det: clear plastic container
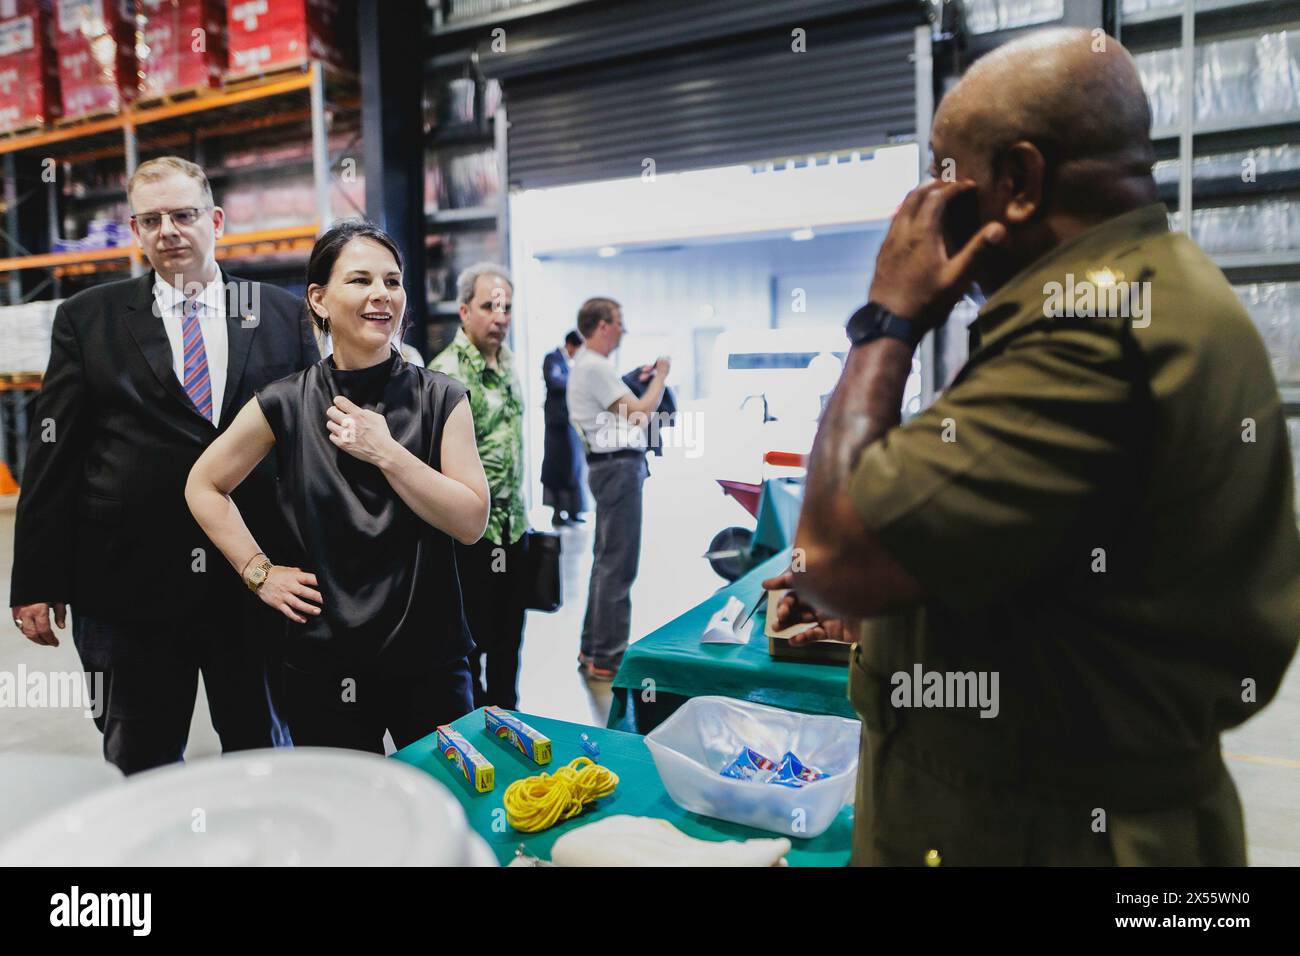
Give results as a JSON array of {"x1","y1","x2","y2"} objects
[{"x1": 644, "y1": 696, "x2": 860, "y2": 839}]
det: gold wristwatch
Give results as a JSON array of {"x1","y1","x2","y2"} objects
[{"x1": 245, "y1": 557, "x2": 272, "y2": 593}]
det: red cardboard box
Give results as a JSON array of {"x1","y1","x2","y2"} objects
[
  {"x1": 54, "y1": 0, "x2": 139, "y2": 119},
  {"x1": 226, "y1": 0, "x2": 353, "y2": 79},
  {"x1": 139, "y1": 0, "x2": 227, "y2": 100},
  {"x1": 0, "y1": 0, "x2": 61, "y2": 131}
]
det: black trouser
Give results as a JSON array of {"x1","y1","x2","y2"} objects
[
  {"x1": 272, "y1": 654, "x2": 473, "y2": 754},
  {"x1": 71, "y1": 603, "x2": 284, "y2": 775},
  {"x1": 456, "y1": 533, "x2": 527, "y2": 709}
]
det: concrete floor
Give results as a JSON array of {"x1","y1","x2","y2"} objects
[{"x1": 2, "y1": 449, "x2": 1297, "y2": 864}]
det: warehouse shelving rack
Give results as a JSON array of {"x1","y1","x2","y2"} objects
[
  {"x1": 1117, "y1": 0, "x2": 1300, "y2": 408},
  {"x1": 422, "y1": 41, "x2": 510, "y2": 354},
  {"x1": 0, "y1": 61, "x2": 361, "y2": 308},
  {"x1": 0, "y1": 61, "x2": 362, "y2": 483}
]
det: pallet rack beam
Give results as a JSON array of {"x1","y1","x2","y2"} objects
[
  {"x1": 0, "y1": 115, "x2": 126, "y2": 156},
  {"x1": 0, "y1": 224, "x2": 321, "y2": 278},
  {"x1": 123, "y1": 121, "x2": 140, "y2": 277},
  {"x1": 0, "y1": 62, "x2": 362, "y2": 310},
  {"x1": 3, "y1": 154, "x2": 17, "y2": 302},
  {"x1": 0, "y1": 66, "x2": 340, "y2": 158},
  {"x1": 362, "y1": 0, "x2": 429, "y2": 354},
  {"x1": 914, "y1": 22, "x2": 936, "y2": 410},
  {"x1": 1177, "y1": 2, "x2": 1195, "y2": 227},
  {"x1": 310, "y1": 63, "x2": 332, "y2": 232}
]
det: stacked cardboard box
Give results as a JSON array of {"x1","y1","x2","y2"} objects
[
  {"x1": 0, "y1": 300, "x2": 61, "y2": 374},
  {"x1": 54, "y1": 0, "x2": 139, "y2": 120},
  {"x1": 226, "y1": 0, "x2": 353, "y2": 79},
  {"x1": 0, "y1": 0, "x2": 61, "y2": 132},
  {"x1": 139, "y1": 0, "x2": 227, "y2": 100}
]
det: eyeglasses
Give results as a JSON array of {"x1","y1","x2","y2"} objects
[{"x1": 130, "y1": 207, "x2": 210, "y2": 232}]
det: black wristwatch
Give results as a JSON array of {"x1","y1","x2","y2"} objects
[{"x1": 845, "y1": 302, "x2": 922, "y2": 349}]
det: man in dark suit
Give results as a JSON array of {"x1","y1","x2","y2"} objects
[
  {"x1": 9, "y1": 156, "x2": 318, "y2": 774},
  {"x1": 541, "y1": 330, "x2": 585, "y2": 526}
]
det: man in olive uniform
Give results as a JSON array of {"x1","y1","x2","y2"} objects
[{"x1": 768, "y1": 28, "x2": 1300, "y2": 865}]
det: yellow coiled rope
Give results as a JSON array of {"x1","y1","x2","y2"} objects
[{"x1": 502, "y1": 757, "x2": 619, "y2": 833}]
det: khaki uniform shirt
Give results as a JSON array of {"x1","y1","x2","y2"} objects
[{"x1": 846, "y1": 204, "x2": 1300, "y2": 864}]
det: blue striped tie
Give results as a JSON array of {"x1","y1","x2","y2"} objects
[{"x1": 181, "y1": 297, "x2": 213, "y2": 422}]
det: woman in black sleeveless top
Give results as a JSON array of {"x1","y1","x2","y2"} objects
[{"x1": 186, "y1": 221, "x2": 489, "y2": 752}]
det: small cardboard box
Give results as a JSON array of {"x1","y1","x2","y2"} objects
[
  {"x1": 484, "y1": 707, "x2": 552, "y2": 765},
  {"x1": 138, "y1": 0, "x2": 227, "y2": 99},
  {"x1": 226, "y1": 0, "x2": 353, "y2": 78},
  {"x1": 0, "y1": 0, "x2": 61, "y2": 131},
  {"x1": 765, "y1": 588, "x2": 851, "y2": 665},
  {"x1": 436, "y1": 725, "x2": 494, "y2": 793},
  {"x1": 54, "y1": 0, "x2": 139, "y2": 119}
]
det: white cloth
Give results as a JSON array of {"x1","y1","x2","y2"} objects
[
  {"x1": 154, "y1": 269, "x2": 229, "y2": 426},
  {"x1": 567, "y1": 347, "x2": 646, "y2": 453},
  {"x1": 549, "y1": 816, "x2": 790, "y2": 867}
]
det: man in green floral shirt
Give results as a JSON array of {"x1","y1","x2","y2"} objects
[{"x1": 430, "y1": 263, "x2": 527, "y2": 708}]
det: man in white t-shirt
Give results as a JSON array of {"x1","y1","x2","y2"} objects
[{"x1": 567, "y1": 297, "x2": 670, "y2": 680}]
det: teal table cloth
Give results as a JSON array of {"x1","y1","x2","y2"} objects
[
  {"x1": 607, "y1": 548, "x2": 857, "y2": 730},
  {"x1": 392, "y1": 708, "x2": 852, "y2": 867}
]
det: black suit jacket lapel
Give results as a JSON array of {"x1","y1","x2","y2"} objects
[
  {"x1": 220, "y1": 274, "x2": 261, "y2": 422},
  {"x1": 122, "y1": 272, "x2": 198, "y2": 416}
]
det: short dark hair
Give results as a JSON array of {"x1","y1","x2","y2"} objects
[
  {"x1": 305, "y1": 219, "x2": 405, "y2": 334},
  {"x1": 564, "y1": 330, "x2": 583, "y2": 349},
  {"x1": 577, "y1": 297, "x2": 620, "y2": 339}
]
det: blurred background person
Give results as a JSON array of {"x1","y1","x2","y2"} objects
[
  {"x1": 568, "y1": 297, "x2": 669, "y2": 680},
  {"x1": 542, "y1": 330, "x2": 586, "y2": 526},
  {"x1": 430, "y1": 263, "x2": 529, "y2": 708},
  {"x1": 187, "y1": 220, "x2": 489, "y2": 752}
]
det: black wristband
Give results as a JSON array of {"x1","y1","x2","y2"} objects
[{"x1": 845, "y1": 302, "x2": 921, "y2": 349}]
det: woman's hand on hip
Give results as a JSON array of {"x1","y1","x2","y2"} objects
[
  {"x1": 259, "y1": 567, "x2": 323, "y2": 624},
  {"x1": 326, "y1": 395, "x2": 400, "y2": 468}
]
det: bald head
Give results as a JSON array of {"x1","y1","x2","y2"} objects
[
  {"x1": 935, "y1": 28, "x2": 1154, "y2": 180},
  {"x1": 925, "y1": 28, "x2": 1159, "y2": 294}
]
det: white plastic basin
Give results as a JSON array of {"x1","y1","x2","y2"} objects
[{"x1": 644, "y1": 696, "x2": 860, "y2": 839}]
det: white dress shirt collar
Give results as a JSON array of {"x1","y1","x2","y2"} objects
[{"x1": 153, "y1": 267, "x2": 227, "y2": 317}]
